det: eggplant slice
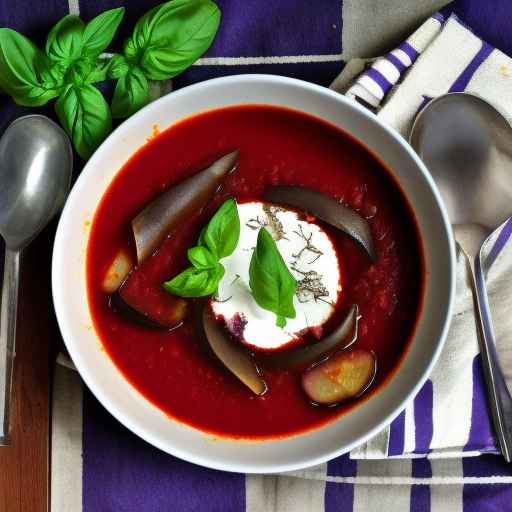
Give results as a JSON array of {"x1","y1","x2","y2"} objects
[
  {"x1": 202, "y1": 306, "x2": 267, "y2": 396},
  {"x1": 266, "y1": 305, "x2": 359, "y2": 368},
  {"x1": 101, "y1": 249, "x2": 134, "y2": 293},
  {"x1": 117, "y1": 274, "x2": 188, "y2": 329},
  {"x1": 132, "y1": 150, "x2": 239, "y2": 264},
  {"x1": 302, "y1": 349, "x2": 377, "y2": 406},
  {"x1": 109, "y1": 291, "x2": 183, "y2": 330},
  {"x1": 264, "y1": 186, "x2": 376, "y2": 261}
]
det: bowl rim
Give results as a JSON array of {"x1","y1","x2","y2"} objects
[{"x1": 52, "y1": 74, "x2": 456, "y2": 473}]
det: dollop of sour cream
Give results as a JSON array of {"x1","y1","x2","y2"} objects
[{"x1": 211, "y1": 201, "x2": 342, "y2": 351}]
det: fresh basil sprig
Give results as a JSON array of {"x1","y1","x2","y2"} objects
[
  {"x1": 163, "y1": 198, "x2": 240, "y2": 297},
  {"x1": 0, "y1": 1, "x2": 221, "y2": 158},
  {"x1": 111, "y1": 0, "x2": 220, "y2": 118},
  {"x1": 249, "y1": 228, "x2": 297, "y2": 328}
]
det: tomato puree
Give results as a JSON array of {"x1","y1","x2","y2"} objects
[{"x1": 87, "y1": 105, "x2": 424, "y2": 439}]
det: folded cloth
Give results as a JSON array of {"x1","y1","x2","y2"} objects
[
  {"x1": 333, "y1": 13, "x2": 512, "y2": 460},
  {"x1": 52, "y1": 365, "x2": 512, "y2": 512}
]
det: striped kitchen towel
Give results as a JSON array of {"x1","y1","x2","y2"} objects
[
  {"x1": 51, "y1": 369, "x2": 512, "y2": 511},
  {"x1": 336, "y1": 12, "x2": 512, "y2": 460}
]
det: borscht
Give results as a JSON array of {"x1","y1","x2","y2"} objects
[{"x1": 87, "y1": 104, "x2": 424, "y2": 439}]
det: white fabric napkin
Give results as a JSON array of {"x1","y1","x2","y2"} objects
[{"x1": 330, "y1": 13, "x2": 512, "y2": 460}]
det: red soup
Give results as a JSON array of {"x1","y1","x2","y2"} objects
[{"x1": 87, "y1": 105, "x2": 424, "y2": 439}]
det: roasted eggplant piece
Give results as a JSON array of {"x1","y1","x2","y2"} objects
[
  {"x1": 117, "y1": 277, "x2": 188, "y2": 329},
  {"x1": 101, "y1": 249, "x2": 134, "y2": 293},
  {"x1": 109, "y1": 292, "x2": 169, "y2": 329},
  {"x1": 302, "y1": 349, "x2": 376, "y2": 405},
  {"x1": 202, "y1": 306, "x2": 267, "y2": 396},
  {"x1": 266, "y1": 305, "x2": 359, "y2": 368},
  {"x1": 132, "y1": 150, "x2": 239, "y2": 264},
  {"x1": 264, "y1": 186, "x2": 376, "y2": 261}
]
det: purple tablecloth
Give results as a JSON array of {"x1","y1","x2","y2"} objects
[{"x1": 3, "y1": 1, "x2": 512, "y2": 511}]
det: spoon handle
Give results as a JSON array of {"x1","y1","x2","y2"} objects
[
  {"x1": 0, "y1": 248, "x2": 20, "y2": 446},
  {"x1": 467, "y1": 249, "x2": 512, "y2": 462}
]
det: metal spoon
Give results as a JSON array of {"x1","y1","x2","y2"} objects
[
  {"x1": 410, "y1": 93, "x2": 512, "y2": 461},
  {"x1": 0, "y1": 115, "x2": 72, "y2": 445}
]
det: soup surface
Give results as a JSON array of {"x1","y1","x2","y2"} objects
[{"x1": 87, "y1": 105, "x2": 424, "y2": 439}]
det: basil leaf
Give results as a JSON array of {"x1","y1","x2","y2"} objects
[
  {"x1": 163, "y1": 263, "x2": 224, "y2": 298},
  {"x1": 197, "y1": 226, "x2": 208, "y2": 247},
  {"x1": 46, "y1": 15, "x2": 84, "y2": 63},
  {"x1": 188, "y1": 246, "x2": 217, "y2": 269},
  {"x1": 249, "y1": 228, "x2": 297, "y2": 328},
  {"x1": 55, "y1": 84, "x2": 112, "y2": 159},
  {"x1": 111, "y1": 66, "x2": 149, "y2": 118},
  {"x1": 202, "y1": 198, "x2": 240, "y2": 260},
  {"x1": 0, "y1": 28, "x2": 60, "y2": 106},
  {"x1": 124, "y1": 0, "x2": 221, "y2": 80},
  {"x1": 82, "y1": 7, "x2": 125, "y2": 56}
]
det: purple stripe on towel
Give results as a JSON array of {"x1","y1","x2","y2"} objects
[
  {"x1": 448, "y1": 40, "x2": 494, "y2": 92},
  {"x1": 463, "y1": 484, "x2": 512, "y2": 512},
  {"x1": 464, "y1": 355, "x2": 497, "y2": 453},
  {"x1": 412, "y1": 459, "x2": 432, "y2": 478},
  {"x1": 463, "y1": 454, "x2": 512, "y2": 477},
  {"x1": 485, "y1": 217, "x2": 512, "y2": 271},
  {"x1": 325, "y1": 454, "x2": 357, "y2": 512},
  {"x1": 386, "y1": 52, "x2": 408, "y2": 73},
  {"x1": 463, "y1": 455, "x2": 512, "y2": 512},
  {"x1": 414, "y1": 379, "x2": 434, "y2": 454},
  {"x1": 364, "y1": 67, "x2": 393, "y2": 93},
  {"x1": 82, "y1": 391, "x2": 245, "y2": 512},
  {"x1": 410, "y1": 486, "x2": 430, "y2": 512},
  {"x1": 398, "y1": 41, "x2": 419, "y2": 61},
  {"x1": 388, "y1": 410, "x2": 406, "y2": 456},
  {"x1": 411, "y1": 460, "x2": 432, "y2": 512}
]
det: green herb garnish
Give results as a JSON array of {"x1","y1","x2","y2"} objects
[
  {"x1": 0, "y1": 0, "x2": 221, "y2": 159},
  {"x1": 163, "y1": 198, "x2": 239, "y2": 297},
  {"x1": 199, "y1": 197, "x2": 241, "y2": 259},
  {"x1": 249, "y1": 228, "x2": 297, "y2": 328}
]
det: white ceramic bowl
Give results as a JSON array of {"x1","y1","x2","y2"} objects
[{"x1": 52, "y1": 75, "x2": 455, "y2": 473}]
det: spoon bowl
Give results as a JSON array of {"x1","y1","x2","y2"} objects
[
  {"x1": 0, "y1": 115, "x2": 73, "y2": 250},
  {"x1": 0, "y1": 114, "x2": 72, "y2": 444},
  {"x1": 411, "y1": 93, "x2": 512, "y2": 232}
]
